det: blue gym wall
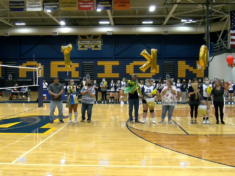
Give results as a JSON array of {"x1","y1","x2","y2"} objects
[{"x1": 0, "y1": 34, "x2": 208, "y2": 80}]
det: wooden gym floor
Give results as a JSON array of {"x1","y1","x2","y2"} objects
[{"x1": 0, "y1": 102, "x2": 235, "y2": 175}]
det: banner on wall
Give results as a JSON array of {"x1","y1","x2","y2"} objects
[
  {"x1": 43, "y1": 1, "x2": 59, "y2": 11},
  {"x1": 96, "y1": 0, "x2": 112, "y2": 10},
  {"x1": 26, "y1": 0, "x2": 42, "y2": 11},
  {"x1": 60, "y1": 0, "x2": 77, "y2": 10},
  {"x1": 78, "y1": 0, "x2": 94, "y2": 10},
  {"x1": 9, "y1": 1, "x2": 25, "y2": 11},
  {"x1": 114, "y1": 0, "x2": 130, "y2": 10}
]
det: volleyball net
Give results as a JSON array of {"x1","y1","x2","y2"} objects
[{"x1": 0, "y1": 63, "x2": 43, "y2": 107}]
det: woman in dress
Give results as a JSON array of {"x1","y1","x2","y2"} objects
[
  {"x1": 211, "y1": 79, "x2": 225, "y2": 124},
  {"x1": 159, "y1": 79, "x2": 177, "y2": 124},
  {"x1": 188, "y1": 78, "x2": 201, "y2": 124},
  {"x1": 67, "y1": 79, "x2": 79, "y2": 123}
]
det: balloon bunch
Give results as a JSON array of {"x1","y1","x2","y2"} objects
[{"x1": 226, "y1": 55, "x2": 235, "y2": 68}]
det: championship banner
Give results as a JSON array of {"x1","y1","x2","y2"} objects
[
  {"x1": 43, "y1": 1, "x2": 59, "y2": 11},
  {"x1": 26, "y1": 0, "x2": 42, "y2": 11},
  {"x1": 60, "y1": 0, "x2": 77, "y2": 10},
  {"x1": 96, "y1": 0, "x2": 112, "y2": 10},
  {"x1": 78, "y1": 0, "x2": 94, "y2": 10},
  {"x1": 114, "y1": 0, "x2": 130, "y2": 10},
  {"x1": 9, "y1": 1, "x2": 25, "y2": 11}
]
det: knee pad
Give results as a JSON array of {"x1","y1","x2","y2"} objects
[
  {"x1": 143, "y1": 110, "x2": 148, "y2": 113},
  {"x1": 150, "y1": 110, "x2": 154, "y2": 113}
]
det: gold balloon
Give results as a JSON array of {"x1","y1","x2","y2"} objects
[
  {"x1": 139, "y1": 49, "x2": 158, "y2": 74},
  {"x1": 61, "y1": 44, "x2": 73, "y2": 68},
  {"x1": 197, "y1": 45, "x2": 208, "y2": 71}
]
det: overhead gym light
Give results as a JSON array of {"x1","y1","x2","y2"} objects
[
  {"x1": 149, "y1": 5, "x2": 156, "y2": 12},
  {"x1": 99, "y1": 21, "x2": 110, "y2": 24},
  {"x1": 142, "y1": 21, "x2": 153, "y2": 24},
  {"x1": 60, "y1": 21, "x2": 66, "y2": 26},
  {"x1": 15, "y1": 22, "x2": 26, "y2": 26}
]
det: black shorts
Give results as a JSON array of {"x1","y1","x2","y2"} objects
[
  {"x1": 142, "y1": 99, "x2": 147, "y2": 104},
  {"x1": 203, "y1": 96, "x2": 211, "y2": 101},
  {"x1": 228, "y1": 90, "x2": 234, "y2": 94},
  {"x1": 110, "y1": 91, "x2": 115, "y2": 93},
  {"x1": 116, "y1": 91, "x2": 119, "y2": 93},
  {"x1": 157, "y1": 89, "x2": 162, "y2": 93}
]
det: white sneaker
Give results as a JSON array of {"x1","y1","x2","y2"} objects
[
  {"x1": 121, "y1": 101, "x2": 124, "y2": 105},
  {"x1": 68, "y1": 120, "x2": 72, "y2": 123},
  {"x1": 102, "y1": 101, "x2": 104, "y2": 104},
  {"x1": 74, "y1": 120, "x2": 77, "y2": 124},
  {"x1": 203, "y1": 119, "x2": 206, "y2": 124},
  {"x1": 206, "y1": 119, "x2": 210, "y2": 124},
  {"x1": 96, "y1": 101, "x2": 98, "y2": 104},
  {"x1": 142, "y1": 118, "x2": 146, "y2": 124},
  {"x1": 228, "y1": 102, "x2": 231, "y2": 105},
  {"x1": 127, "y1": 101, "x2": 129, "y2": 104},
  {"x1": 152, "y1": 119, "x2": 156, "y2": 124}
]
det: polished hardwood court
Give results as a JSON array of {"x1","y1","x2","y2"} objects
[{"x1": 0, "y1": 103, "x2": 235, "y2": 175}]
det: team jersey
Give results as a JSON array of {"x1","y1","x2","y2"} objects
[
  {"x1": 176, "y1": 83, "x2": 182, "y2": 89},
  {"x1": 187, "y1": 83, "x2": 191, "y2": 89},
  {"x1": 229, "y1": 83, "x2": 234, "y2": 91},
  {"x1": 110, "y1": 83, "x2": 115, "y2": 91},
  {"x1": 115, "y1": 83, "x2": 121, "y2": 91},
  {"x1": 141, "y1": 85, "x2": 154, "y2": 99},
  {"x1": 121, "y1": 81, "x2": 126, "y2": 88},
  {"x1": 200, "y1": 84, "x2": 212, "y2": 97}
]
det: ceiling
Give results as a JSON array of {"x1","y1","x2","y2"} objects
[{"x1": 0, "y1": 0, "x2": 234, "y2": 28}]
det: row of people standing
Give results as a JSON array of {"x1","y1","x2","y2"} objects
[{"x1": 188, "y1": 77, "x2": 226, "y2": 125}]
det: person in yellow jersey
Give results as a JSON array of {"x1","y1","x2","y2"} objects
[{"x1": 67, "y1": 79, "x2": 79, "y2": 123}]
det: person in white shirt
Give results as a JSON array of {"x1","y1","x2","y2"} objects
[
  {"x1": 115, "y1": 80, "x2": 121, "y2": 104},
  {"x1": 20, "y1": 85, "x2": 29, "y2": 99},
  {"x1": 176, "y1": 79, "x2": 182, "y2": 102},
  {"x1": 120, "y1": 78, "x2": 126, "y2": 104},
  {"x1": 140, "y1": 79, "x2": 156, "y2": 124},
  {"x1": 109, "y1": 80, "x2": 115, "y2": 103},
  {"x1": 159, "y1": 79, "x2": 177, "y2": 124},
  {"x1": 200, "y1": 77, "x2": 212, "y2": 124},
  {"x1": 43, "y1": 80, "x2": 48, "y2": 89},
  {"x1": 228, "y1": 79, "x2": 234, "y2": 105}
]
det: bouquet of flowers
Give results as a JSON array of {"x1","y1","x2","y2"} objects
[{"x1": 206, "y1": 86, "x2": 213, "y2": 101}]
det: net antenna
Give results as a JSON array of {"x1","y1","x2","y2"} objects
[{"x1": 0, "y1": 63, "x2": 42, "y2": 90}]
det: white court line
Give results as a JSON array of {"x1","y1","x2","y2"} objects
[
  {"x1": 0, "y1": 163, "x2": 232, "y2": 169},
  {"x1": 11, "y1": 115, "x2": 81, "y2": 164}
]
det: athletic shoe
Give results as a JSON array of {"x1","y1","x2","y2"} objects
[
  {"x1": 203, "y1": 119, "x2": 206, "y2": 124},
  {"x1": 102, "y1": 101, "x2": 104, "y2": 104},
  {"x1": 158, "y1": 121, "x2": 164, "y2": 124},
  {"x1": 121, "y1": 101, "x2": 124, "y2": 105},
  {"x1": 80, "y1": 119, "x2": 85, "y2": 122},
  {"x1": 74, "y1": 120, "x2": 77, "y2": 124},
  {"x1": 96, "y1": 101, "x2": 98, "y2": 104},
  {"x1": 87, "y1": 120, "x2": 91, "y2": 123},
  {"x1": 228, "y1": 102, "x2": 231, "y2": 105},
  {"x1": 135, "y1": 120, "x2": 142, "y2": 123},
  {"x1": 152, "y1": 119, "x2": 156, "y2": 124},
  {"x1": 68, "y1": 120, "x2": 72, "y2": 123},
  {"x1": 168, "y1": 121, "x2": 172, "y2": 124},
  {"x1": 206, "y1": 119, "x2": 210, "y2": 124},
  {"x1": 59, "y1": 120, "x2": 64, "y2": 123}
]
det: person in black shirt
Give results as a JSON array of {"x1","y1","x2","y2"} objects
[
  {"x1": 128, "y1": 74, "x2": 141, "y2": 124},
  {"x1": 188, "y1": 78, "x2": 201, "y2": 124},
  {"x1": 211, "y1": 79, "x2": 225, "y2": 124},
  {"x1": 180, "y1": 79, "x2": 187, "y2": 103}
]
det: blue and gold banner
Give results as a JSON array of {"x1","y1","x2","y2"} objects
[
  {"x1": 43, "y1": 0, "x2": 59, "y2": 11},
  {"x1": 9, "y1": 1, "x2": 25, "y2": 11},
  {"x1": 96, "y1": 0, "x2": 112, "y2": 10}
]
